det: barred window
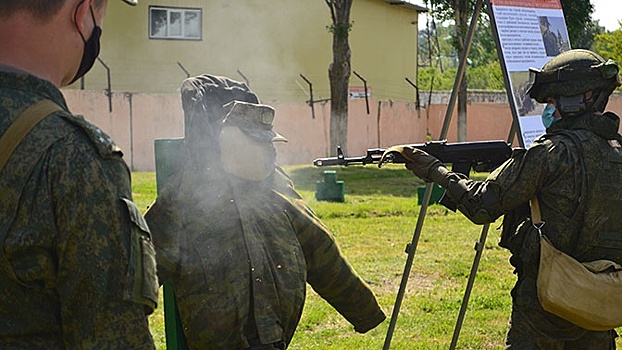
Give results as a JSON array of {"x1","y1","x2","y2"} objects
[{"x1": 149, "y1": 6, "x2": 202, "y2": 40}]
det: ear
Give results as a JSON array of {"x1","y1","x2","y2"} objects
[{"x1": 73, "y1": 0, "x2": 93, "y2": 33}]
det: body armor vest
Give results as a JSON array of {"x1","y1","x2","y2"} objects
[{"x1": 568, "y1": 129, "x2": 622, "y2": 263}]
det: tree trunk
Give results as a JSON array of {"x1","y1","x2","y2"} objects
[
  {"x1": 457, "y1": 75, "x2": 468, "y2": 142},
  {"x1": 326, "y1": 0, "x2": 352, "y2": 156},
  {"x1": 455, "y1": 0, "x2": 469, "y2": 142}
]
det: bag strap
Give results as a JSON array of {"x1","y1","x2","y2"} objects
[
  {"x1": 529, "y1": 196, "x2": 542, "y2": 225},
  {"x1": 0, "y1": 99, "x2": 63, "y2": 172},
  {"x1": 529, "y1": 196, "x2": 546, "y2": 239}
]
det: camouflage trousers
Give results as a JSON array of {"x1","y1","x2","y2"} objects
[{"x1": 505, "y1": 306, "x2": 617, "y2": 349}]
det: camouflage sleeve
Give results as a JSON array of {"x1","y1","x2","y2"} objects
[
  {"x1": 49, "y1": 130, "x2": 156, "y2": 349},
  {"x1": 283, "y1": 195, "x2": 386, "y2": 333},
  {"x1": 439, "y1": 139, "x2": 566, "y2": 224}
]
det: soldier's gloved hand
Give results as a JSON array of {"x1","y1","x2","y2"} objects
[{"x1": 379, "y1": 146, "x2": 448, "y2": 183}]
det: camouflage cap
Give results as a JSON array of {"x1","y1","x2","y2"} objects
[
  {"x1": 122, "y1": 0, "x2": 138, "y2": 5},
  {"x1": 222, "y1": 101, "x2": 287, "y2": 142}
]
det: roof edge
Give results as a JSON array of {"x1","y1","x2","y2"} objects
[{"x1": 383, "y1": 0, "x2": 428, "y2": 12}]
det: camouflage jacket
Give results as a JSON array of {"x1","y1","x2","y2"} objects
[
  {"x1": 145, "y1": 163, "x2": 386, "y2": 349},
  {"x1": 438, "y1": 111, "x2": 622, "y2": 338},
  {"x1": 0, "y1": 69, "x2": 157, "y2": 349}
]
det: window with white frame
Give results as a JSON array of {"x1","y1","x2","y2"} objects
[{"x1": 149, "y1": 6, "x2": 202, "y2": 40}]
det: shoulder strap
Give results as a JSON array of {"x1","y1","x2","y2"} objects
[
  {"x1": 530, "y1": 131, "x2": 589, "y2": 253},
  {"x1": 0, "y1": 99, "x2": 63, "y2": 172},
  {"x1": 0, "y1": 99, "x2": 64, "y2": 279}
]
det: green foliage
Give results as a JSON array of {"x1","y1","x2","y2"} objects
[
  {"x1": 589, "y1": 25, "x2": 622, "y2": 93},
  {"x1": 418, "y1": 66, "x2": 457, "y2": 91},
  {"x1": 593, "y1": 29, "x2": 622, "y2": 66},
  {"x1": 574, "y1": 18, "x2": 606, "y2": 49},
  {"x1": 469, "y1": 16, "x2": 498, "y2": 67},
  {"x1": 420, "y1": 0, "x2": 494, "y2": 67},
  {"x1": 418, "y1": 62, "x2": 504, "y2": 91},
  {"x1": 422, "y1": 0, "x2": 479, "y2": 23},
  {"x1": 418, "y1": 20, "x2": 455, "y2": 70},
  {"x1": 467, "y1": 61, "x2": 505, "y2": 90},
  {"x1": 560, "y1": 0, "x2": 594, "y2": 46},
  {"x1": 326, "y1": 21, "x2": 353, "y2": 37}
]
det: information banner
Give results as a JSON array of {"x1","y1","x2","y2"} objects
[{"x1": 488, "y1": 0, "x2": 570, "y2": 147}]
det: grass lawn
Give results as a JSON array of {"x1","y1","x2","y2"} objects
[{"x1": 132, "y1": 165, "x2": 621, "y2": 349}]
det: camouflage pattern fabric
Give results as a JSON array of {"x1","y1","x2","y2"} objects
[
  {"x1": 145, "y1": 163, "x2": 386, "y2": 349},
  {"x1": 434, "y1": 111, "x2": 622, "y2": 346},
  {"x1": 505, "y1": 305, "x2": 616, "y2": 349},
  {"x1": 0, "y1": 69, "x2": 157, "y2": 349}
]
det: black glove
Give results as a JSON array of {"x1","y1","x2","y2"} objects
[{"x1": 380, "y1": 146, "x2": 448, "y2": 183}]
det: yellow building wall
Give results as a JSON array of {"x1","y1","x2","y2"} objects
[
  {"x1": 75, "y1": 0, "x2": 422, "y2": 103},
  {"x1": 351, "y1": 1, "x2": 420, "y2": 101}
]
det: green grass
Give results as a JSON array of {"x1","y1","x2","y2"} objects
[{"x1": 132, "y1": 166, "x2": 621, "y2": 349}]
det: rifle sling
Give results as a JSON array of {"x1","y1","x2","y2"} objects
[{"x1": 0, "y1": 99, "x2": 63, "y2": 172}]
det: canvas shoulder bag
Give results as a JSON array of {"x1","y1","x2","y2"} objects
[{"x1": 531, "y1": 196, "x2": 622, "y2": 331}]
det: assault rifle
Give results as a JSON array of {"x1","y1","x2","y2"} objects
[{"x1": 313, "y1": 140, "x2": 513, "y2": 177}]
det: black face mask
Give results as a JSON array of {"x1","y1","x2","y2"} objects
[{"x1": 69, "y1": 5, "x2": 101, "y2": 85}]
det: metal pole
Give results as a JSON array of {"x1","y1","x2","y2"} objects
[
  {"x1": 300, "y1": 74, "x2": 316, "y2": 119},
  {"x1": 177, "y1": 61, "x2": 191, "y2": 78},
  {"x1": 449, "y1": 224, "x2": 489, "y2": 350},
  {"x1": 405, "y1": 77, "x2": 420, "y2": 110},
  {"x1": 96, "y1": 57, "x2": 112, "y2": 113},
  {"x1": 383, "y1": 182, "x2": 435, "y2": 350},
  {"x1": 352, "y1": 71, "x2": 370, "y2": 114}
]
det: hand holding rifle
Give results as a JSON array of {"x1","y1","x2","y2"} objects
[{"x1": 379, "y1": 145, "x2": 449, "y2": 184}]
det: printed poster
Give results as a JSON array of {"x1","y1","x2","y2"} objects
[{"x1": 489, "y1": 0, "x2": 570, "y2": 147}]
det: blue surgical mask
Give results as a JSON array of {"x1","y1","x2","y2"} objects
[{"x1": 541, "y1": 103, "x2": 559, "y2": 128}]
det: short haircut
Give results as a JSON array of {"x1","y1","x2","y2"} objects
[{"x1": 0, "y1": 0, "x2": 104, "y2": 21}]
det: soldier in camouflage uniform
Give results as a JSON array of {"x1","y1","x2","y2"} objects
[
  {"x1": 539, "y1": 16, "x2": 560, "y2": 57},
  {"x1": 382, "y1": 49, "x2": 622, "y2": 348},
  {"x1": 145, "y1": 75, "x2": 386, "y2": 350},
  {"x1": 0, "y1": 0, "x2": 158, "y2": 349}
]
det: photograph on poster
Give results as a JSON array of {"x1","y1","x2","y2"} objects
[{"x1": 538, "y1": 15, "x2": 570, "y2": 56}]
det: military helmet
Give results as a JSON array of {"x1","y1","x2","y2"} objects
[{"x1": 527, "y1": 50, "x2": 620, "y2": 108}]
